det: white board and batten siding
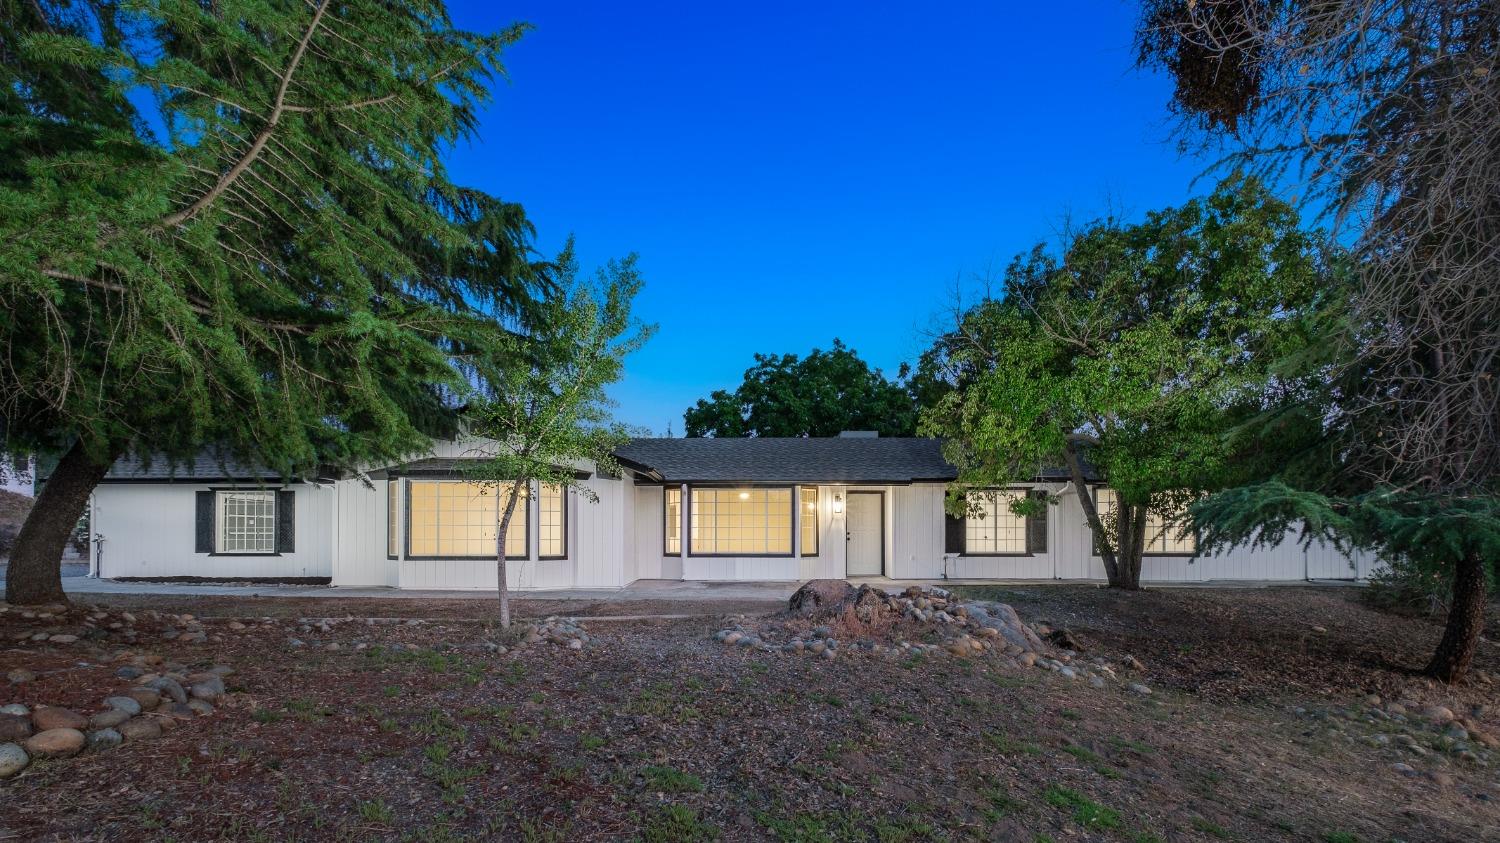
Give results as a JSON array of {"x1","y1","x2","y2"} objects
[
  {"x1": 1049, "y1": 485, "x2": 1380, "y2": 582},
  {"x1": 88, "y1": 436, "x2": 1382, "y2": 588},
  {"x1": 92, "y1": 482, "x2": 333, "y2": 579}
]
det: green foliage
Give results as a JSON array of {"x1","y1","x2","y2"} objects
[
  {"x1": 463, "y1": 247, "x2": 652, "y2": 495},
  {"x1": 0, "y1": 0, "x2": 551, "y2": 477},
  {"x1": 1043, "y1": 786, "x2": 1122, "y2": 831},
  {"x1": 1193, "y1": 482, "x2": 1500, "y2": 585},
  {"x1": 640, "y1": 765, "x2": 704, "y2": 794},
  {"x1": 462, "y1": 249, "x2": 651, "y2": 621},
  {"x1": 683, "y1": 339, "x2": 916, "y2": 437},
  {"x1": 640, "y1": 805, "x2": 718, "y2": 843},
  {"x1": 917, "y1": 178, "x2": 1329, "y2": 584}
]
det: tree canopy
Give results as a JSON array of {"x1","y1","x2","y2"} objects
[
  {"x1": 1138, "y1": 0, "x2": 1500, "y2": 681},
  {"x1": 0, "y1": 0, "x2": 553, "y2": 603},
  {"x1": 683, "y1": 339, "x2": 917, "y2": 438},
  {"x1": 918, "y1": 178, "x2": 1330, "y2": 589},
  {"x1": 463, "y1": 247, "x2": 653, "y2": 627}
]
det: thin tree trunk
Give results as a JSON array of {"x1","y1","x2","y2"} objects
[
  {"x1": 1063, "y1": 441, "x2": 1124, "y2": 584},
  {"x1": 5, "y1": 441, "x2": 116, "y2": 605},
  {"x1": 494, "y1": 480, "x2": 527, "y2": 629},
  {"x1": 1425, "y1": 550, "x2": 1487, "y2": 683},
  {"x1": 1126, "y1": 504, "x2": 1147, "y2": 590}
]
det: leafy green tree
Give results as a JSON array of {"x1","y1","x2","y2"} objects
[
  {"x1": 918, "y1": 179, "x2": 1328, "y2": 589},
  {"x1": 683, "y1": 339, "x2": 916, "y2": 437},
  {"x1": 464, "y1": 249, "x2": 652, "y2": 627},
  {"x1": 1138, "y1": 0, "x2": 1500, "y2": 681},
  {"x1": 0, "y1": 0, "x2": 551, "y2": 603}
]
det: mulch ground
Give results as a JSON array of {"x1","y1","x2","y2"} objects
[{"x1": 1, "y1": 586, "x2": 1497, "y2": 842}]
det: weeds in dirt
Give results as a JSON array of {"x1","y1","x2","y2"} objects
[
  {"x1": 287, "y1": 697, "x2": 335, "y2": 721},
  {"x1": 870, "y1": 815, "x2": 938, "y2": 841},
  {"x1": 1062, "y1": 744, "x2": 1122, "y2": 778},
  {"x1": 1108, "y1": 735, "x2": 1153, "y2": 754},
  {"x1": 641, "y1": 764, "x2": 704, "y2": 793},
  {"x1": 755, "y1": 809, "x2": 862, "y2": 842},
  {"x1": 1044, "y1": 786, "x2": 1122, "y2": 831},
  {"x1": 626, "y1": 681, "x2": 701, "y2": 721},
  {"x1": 1191, "y1": 816, "x2": 1231, "y2": 838},
  {"x1": 357, "y1": 799, "x2": 394, "y2": 825},
  {"x1": 518, "y1": 816, "x2": 575, "y2": 842},
  {"x1": 982, "y1": 729, "x2": 1042, "y2": 755},
  {"x1": 980, "y1": 785, "x2": 1026, "y2": 821},
  {"x1": 640, "y1": 805, "x2": 717, "y2": 842}
]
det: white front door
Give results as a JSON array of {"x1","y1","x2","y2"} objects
[{"x1": 845, "y1": 492, "x2": 883, "y2": 577}]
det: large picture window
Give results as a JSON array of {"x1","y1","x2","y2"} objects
[
  {"x1": 664, "y1": 487, "x2": 681, "y2": 555},
  {"x1": 964, "y1": 491, "x2": 1028, "y2": 555},
  {"x1": 800, "y1": 486, "x2": 818, "y2": 556},
  {"x1": 407, "y1": 481, "x2": 527, "y2": 559},
  {"x1": 690, "y1": 487, "x2": 793, "y2": 556},
  {"x1": 539, "y1": 483, "x2": 566, "y2": 559},
  {"x1": 218, "y1": 490, "x2": 276, "y2": 554},
  {"x1": 1091, "y1": 488, "x2": 1195, "y2": 554}
]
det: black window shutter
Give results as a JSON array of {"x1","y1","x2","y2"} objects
[
  {"x1": 195, "y1": 491, "x2": 214, "y2": 553},
  {"x1": 944, "y1": 512, "x2": 965, "y2": 554},
  {"x1": 1026, "y1": 489, "x2": 1048, "y2": 554},
  {"x1": 276, "y1": 490, "x2": 295, "y2": 553}
]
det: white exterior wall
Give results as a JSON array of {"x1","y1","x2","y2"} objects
[
  {"x1": 1049, "y1": 484, "x2": 1372, "y2": 582},
  {"x1": 91, "y1": 446, "x2": 1381, "y2": 588},
  {"x1": 92, "y1": 482, "x2": 333, "y2": 579},
  {"x1": 331, "y1": 477, "x2": 397, "y2": 586}
]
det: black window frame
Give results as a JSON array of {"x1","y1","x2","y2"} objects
[
  {"x1": 386, "y1": 478, "x2": 399, "y2": 560},
  {"x1": 403, "y1": 478, "x2": 530, "y2": 561},
  {"x1": 960, "y1": 487, "x2": 1041, "y2": 558},
  {"x1": 1089, "y1": 486, "x2": 1196, "y2": 557},
  {"x1": 663, "y1": 486, "x2": 682, "y2": 556},
  {"x1": 799, "y1": 485, "x2": 819, "y2": 557},
  {"x1": 686, "y1": 483, "x2": 796, "y2": 558},
  {"x1": 537, "y1": 482, "x2": 568, "y2": 560}
]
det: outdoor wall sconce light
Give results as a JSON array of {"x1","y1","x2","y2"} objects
[{"x1": 832, "y1": 494, "x2": 844, "y2": 515}]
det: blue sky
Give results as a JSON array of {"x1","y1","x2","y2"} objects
[{"x1": 444, "y1": 2, "x2": 1208, "y2": 434}]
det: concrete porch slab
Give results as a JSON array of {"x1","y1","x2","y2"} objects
[{"x1": 51, "y1": 575, "x2": 1358, "y2": 602}]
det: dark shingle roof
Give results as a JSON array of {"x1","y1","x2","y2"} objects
[
  {"x1": 611, "y1": 437, "x2": 959, "y2": 484},
  {"x1": 101, "y1": 452, "x2": 292, "y2": 482}
]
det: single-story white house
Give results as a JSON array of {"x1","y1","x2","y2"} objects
[{"x1": 82, "y1": 433, "x2": 1379, "y2": 588}]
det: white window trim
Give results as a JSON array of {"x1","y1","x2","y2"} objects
[{"x1": 216, "y1": 490, "x2": 277, "y2": 555}]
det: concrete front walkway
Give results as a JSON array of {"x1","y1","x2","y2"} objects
[
  {"x1": 52, "y1": 575, "x2": 1358, "y2": 603},
  {"x1": 58, "y1": 576, "x2": 803, "y2": 602}
]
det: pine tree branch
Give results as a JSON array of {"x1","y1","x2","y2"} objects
[
  {"x1": 42, "y1": 268, "x2": 318, "y2": 335},
  {"x1": 156, "y1": 0, "x2": 329, "y2": 231}
]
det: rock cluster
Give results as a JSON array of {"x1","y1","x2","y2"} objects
[
  {"x1": 522, "y1": 617, "x2": 590, "y2": 650},
  {"x1": 0, "y1": 657, "x2": 232, "y2": 779},
  {"x1": 713, "y1": 582, "x2": 1153, "y2": 695},
  {"x1": 1298, "y1": 692, "x2": 1497, "y2": 778},
  {"x1": 0, "y1": 603, "x2": 148, "y2": 647}
]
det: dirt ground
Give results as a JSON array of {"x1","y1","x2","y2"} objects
[{"x1": 1, "y1": 586, "x2": 1497, "y2": 842}]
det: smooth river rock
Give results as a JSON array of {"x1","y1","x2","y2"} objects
[{"x1": 23, "y1": 728, "x2": 86, "y2": 758}]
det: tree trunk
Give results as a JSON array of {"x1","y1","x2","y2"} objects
[
  {"x1": 5, "y1": 440, "x2": 115, "y2": 605},
  {"x1": 1103, "y1": 503, "x2": 1145, "y2": 591},
  {"x1": 1063, "y1": 441, "x2": 1126, "y2": 584},
  {"x1": 494, "y1": 480, "x2": 527, "y2": 629},
  {"x1": 1425, "y1": 550, "x2": 1488, "y2": 683}
]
